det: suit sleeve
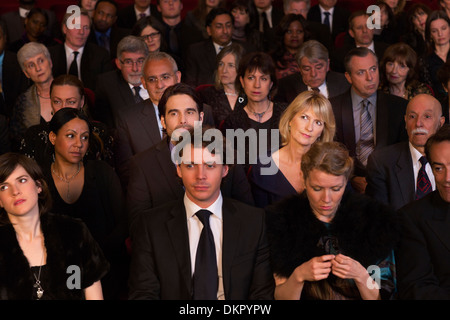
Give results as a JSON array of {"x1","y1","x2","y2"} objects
[
  {"x1": 365, "y1": 152, "x2": 390, "y2": 206},
  {"x1": 94, "y1": 77, "x2": 115, "y2": 128},
  {"x1": 114, "y1": 115, "x2": 134, "y2": 188},
  {"x1": 184, "y1": 45, "x2": 199, "y2": 87}
]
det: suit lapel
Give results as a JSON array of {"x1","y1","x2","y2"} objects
[
  {"x1": 341, "y1": 91, "x2": 357, "y2": 156},
  {"x1": 156, "y1": 140, "x2": 184, "y2": 198},
  {"x1": 116, "y1": 72, "x2": 136, "y2": 109},
  {"x1": 166, "y1": 202, "x2": 192, "y2": 295},
  {"x1": 395, "y1": 142, "x2": 416, "y2": 204},
  {"x1": 139, "y1": 100, "x2": 162, "y2": 146},
  {"x1": 426, "y1": 193, "x2": 450, "y2": 254},
  {"x1": 221, "y1": 199, "x2": 241, "y2": 298},
  {"x1": 375, "y1": 92, "x2": 389, "y2": 149}
]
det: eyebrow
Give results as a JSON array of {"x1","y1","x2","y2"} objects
[{"x1": 166, "y1": 107, "x2": 198, "y2": 113}]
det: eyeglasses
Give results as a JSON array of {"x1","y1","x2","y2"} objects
[
  {"x1": 120, "y1": 58, "x2": 145, "y2": 67},
  {"x1": 140, "y1": 32, "x2": 161, "y2": 41},
  {"x1": 145, "y1": 73, "x2": 175, "y2": 84}
]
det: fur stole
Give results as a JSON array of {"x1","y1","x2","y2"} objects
[
  {"x1": 266, "y1": 191, "x2": 401, "y2": 279},
  {"x1": 0, "y1": 213, "x2": 109, "y2": 300}
]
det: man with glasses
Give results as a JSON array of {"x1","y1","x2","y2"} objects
[
  {"x1": 114, "y1": 51, "x2": 213, "y2": 188},
  {"x1": 94, "y1": 35, "x2": 149, "y2": 129}
]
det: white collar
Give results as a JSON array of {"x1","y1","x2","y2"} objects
[{"x1": 184, "y1": 192, "x2": 223, "y2": 221}]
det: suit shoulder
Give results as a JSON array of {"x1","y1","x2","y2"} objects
[
  {"x1": 371, "y1": 141, "x2": 408, "y2": 159},
  {"x1": 225, "y1": 198, "x2": 264, "y2": 219}
]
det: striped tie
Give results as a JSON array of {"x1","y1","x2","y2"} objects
[
  {"x1": 357, "y1": 99, "x2": 374, "y2": 166},
  {"x1": 416, "y1": 156, "x2": 432, "y2": 199}
]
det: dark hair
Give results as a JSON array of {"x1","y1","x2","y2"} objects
[
  {"x1": 131, "y1": 15, "x2": 168, "y2": 52},
  {"x1": 0, "y1": 153, "x2": 52, "y2": 226},
  {"x1": 425, "y1": 10, "x2": 450, "y2": 55},
  {"x1": 425, "y1": 124, "x2": 450, "y2": 164},
  {"x1": 205, "y1": 7, "x2": 234, "y2": 27},
  {"x1": 348, "y1": 10, "x2": 369, "y2": 30},
  {"x1": 344, "y1": 46, "x2": 378, "y2": 74},
  {"x1": 237, "y1": 51, "x2": 277, "y2": 95},
  {"x1": 158, "y1": 83, "x2": 203, "y2": 119},
  {"x1": 214, "y1": 42, "x2": 245, "y2": 89},
  {"x1": 94, "y1": 0, "x2": 119, "y2": 13},
  {"x1": 380, "y1": 42, "x2": 419, "y2": 87},
  {"x1": 50, "y1": 74, "x2": 85, "y2": 101},
  {"x1": 437, "y1": 61, "x2": 450, "y2": 86},
  {"x1": 193, "y1": 0, "x2": 226, "y2": 22},
  {"x1": 26, "y1": 7, "x2": 49, "y2": 27},
  {"x1": 406, "y1": 2, "x2": 432, "y2": 33}
]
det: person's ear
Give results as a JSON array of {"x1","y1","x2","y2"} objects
[{"x1": 49, "y1": 131, "x2": 56, "y2": 146}]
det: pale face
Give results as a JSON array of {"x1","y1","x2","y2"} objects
[
  {"x1": 405, "y1": 95, "x2": 445, "y2": 153},
  {"x1": 158, "y1": 0, "x2": 183, "y2": 19},
  {"x1": 349, "y1": 15, "x2": 374, "y2": 46},
  {"x1": 345, "y1": 54, "x2": 379, "y2": 98},
  {"x1": 240, "y1": 68, "x2": 273, "y2": 103},
  {"x1": 51, "y1": 85, "x2": 85, "y2": 113},
  {"x1": 81, "y1": 0, "x2": 98, "y2": 11},
  {"x1": 140, "y1": 25, "x2": 161, "y2": 52},
  {"x1": 284, "y1": 20, "x2": 305, "y2": 52},
  {"x1": 231, "y1": 7, "x2": 250, "y2": 28},
  {"x1": 177, "y1": 146, "x2": 229, "y2": 208},
  {"x1": 299, "y1": 57, "x2": 329, "y2": 89},
  {"x1": 385, "y1": 60, "x2": 409, "y2": 86},
  {"x1": 205, "y1": 0, "x2": 221, "y2": 9},
  {"x1": 305, "y1": 169, "x2": 346, "y2": 223},
  {"x1": 141, "y1": 58, "x2": 181, "y2": 104},
  {"x1": 285, "y1": 1, "x2": 308, "y2": 19},
  {"x1": 412, "y1": 9, "x2": 428, "y2": 34},
  {"x1": 50, "y1": 118, "x2": 90, "y2": 164},
  {"x1": 430, "y1": 18, "x2": 450, "y2": 47},
  {"x1": 23, "y1": 53, "x2": 53, "y2": 84},
  {"x1": 63, "y1": 14, "x2": 91, "y2": 50},
  {"x1": 429, "y1": 141, "x2": 450, "y2": 202},
  {"x1": 217, "y1": 53, "x2": 237, "y2": 87},
  {"x1": 161, "y1": 94, "x2": 204, "y2": 138},
  {"x1": 207, "y1": 14, "x2": 233, "y2": 46},
  {"x1": 254, "y1": 0, "x2": 272, "y2": 10},
  {"x1": 288, "y1": 108, "x2": 324, "y2": 147},
  {"x1": 0, "y1": 166, "x2": 42, "y2": 219},
  {"x1": 383, "y1": 0, "x2": 398, "y2": 10},
  {"x1": 116, "y1": 51, "x2": 146, "y2": 86}
]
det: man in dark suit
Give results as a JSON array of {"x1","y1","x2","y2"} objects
[
  {"x1": 126, "y1": 83, "x2": 254, "y2": 233},
  {"x1": 274, "y1": 39, "x2": 349, "y2": 104},
  {"x1": 184, "y1": 7, "x2": 255, "y2": 87},
  {"x1": 94, "y1": 35, "x2": 149, "y2": 129},
  {"x1": 252, "y1": 0, "x2": 285, "y2": 51},
  {"x1": 397, "y1": 124, "x2": 450, "y2": 299},
  {"x1": 116, "y1": 0, "x2": 161, "y2": 29},
  {"x1": 48, "y1": 9, "x2": 114, "y2": 91},
  {"x1": 87, "y1": 0, "x2": 131, "y2": 60},
  {"x1": 306, "y1": 0, "x2": 350, "y2": 46},
  {"x1": 330, "y1": 10, "x2": 389, "y2": 73},
  {"x1": 366, "y1": 94, "x2": 445, "y2": 211},
  {"x1": 128, "y1": 125, "x2": 274, "y2": 300},
  {"x1": 330, "y1": 47, "x2": 408, "y2": 193}
]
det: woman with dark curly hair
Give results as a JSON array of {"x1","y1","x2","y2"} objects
[{"x1": 271, "y1": 13, "x2": 310, "y2": 79}]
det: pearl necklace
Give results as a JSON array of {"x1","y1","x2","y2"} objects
[{"x1": 51, "y1": 162, "x2": 81, "y2": 202}]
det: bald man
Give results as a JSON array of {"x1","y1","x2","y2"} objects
[{"x1": 366, "y1": 94, "x2": 445, "y2": 210}]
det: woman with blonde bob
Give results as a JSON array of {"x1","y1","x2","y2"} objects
[{"x1": 248, "y1": 90, "x2": 335, "y2": 208}]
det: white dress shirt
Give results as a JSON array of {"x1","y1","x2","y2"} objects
[
  {"x1": 409, "y1": 142, "x2": 436, "y2": 192},
  {"x1": 308, "y1": 82, "x2": 329, "y2": 98},
  {"x1": 64, "y1": 43, "x2": 84, "y2": 79}
]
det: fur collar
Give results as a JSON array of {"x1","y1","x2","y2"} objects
[{"x1": 266, "y1": 191, "x2": 400, "y2": 278}]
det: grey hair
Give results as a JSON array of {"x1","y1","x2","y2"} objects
[
  {"x1": 143, "y1": 51, "x2": 179, "y2": 75},
  {"x1": 17, "y1": 42, "x2": 52, "y2": 72},
  {"x1": 116, "y1": 35, "x2": 149, "y2": 60},
  {"x1": 283, "y1": 0, "x2": 310, "y2": 13},
  {"x1": 296, "y1": 40, "x2": 329, "y2": 65}
]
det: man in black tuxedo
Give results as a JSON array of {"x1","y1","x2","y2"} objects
[
  {"x1": 330, "y1": 10, "x2": 389, "y2": 73},
  {"x1": 128, "y1": 124, "x2": 274, "y2": 300},
  {"x1": 397, "y1": 124, "x2": 450, "y2": 299},
  {"x1": 366, "y1": 94, "x2": 445, "y2": 211},
  {"x1": 94, "y1": 35, "x2": 149, "y2": 129},
  {"x1": 274, "y1": 39, "x2": 349, "y2": 104},
  {"x1": 306, "y1": 0, "x2": 350, "y2": 46},
  {"x1": 116, "y1": 0, "x2": 161, "y2": 29},
  {"x1": 330, "y1": 47, "x2": 408, "y2": 193},
  {"x1": 252, "y1": 0, "x2": 284, "y2": 51},
  {"x1": 126, "y1": 83, "x2": 254, "y2": 234},
  {"x1": 87, "y1": 0, "x2": 131, "y2": 59},
  {"x1": 184, "y1": 7, "x2": 255, "y2": 87},
  {"x1": 48, "y1": 9, "x2": 114, "y2": 91}
]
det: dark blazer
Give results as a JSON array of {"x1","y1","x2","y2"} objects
[
  {"x1": 128, "y1": 197, "x2": 275, "y2": 300},
  {"x1": 397, "y1": 191, "x2": 450, "y2": 299},
  {"x1": 184, "y1": 39, "x2": 256, "y2": 87},
  {"x1": 116, "y1": 4, "x2": 161, "y2": 30},
  {"x1": 366, "y1": 141, "x2": 416, "y2": 211},
  {"x1": 2, "y1": 50, "x2": 29, "y2": 117},
  {"x1": 330, "y1": 89, "x2": 408, "y2": 177},
  {"x1": 87, "y1": 26, "x2": 131, "y2": 59},
  {"x1": 94, "y1": 69, "x2": 137, "y2": 128},
  {"x1": 254, "y1": 5, "x2": 285, "y2": 52},
  {"x1": 307, "y1": 5, "x2": 350, "y2": 43},
  {"x1": 48, "y1": 42, "x2": 114, "y2": 91},
  {"x1": 127, "y1": 138, "x2": 255, "y2": 233},
  {"x1": 274, "y1": 70, "x2": 350, "y2": 104}
]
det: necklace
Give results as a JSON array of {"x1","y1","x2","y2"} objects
[
  {"x1": 247, "y1": 100, "x2": 271, "y2": 123},
  {"x1": 51, "y1": 162, "x2": 81, "y2": 201},
  {"x1": 224, "y1": 91, "x2": 237, "y2": 96},
  {"x1": 36, "y1": 91, "x2": 50, "y2": 99},
  {"x1": 33, "y1": 252, "x2": 44, "y2": 300}
]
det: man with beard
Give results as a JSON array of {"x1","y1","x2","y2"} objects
[
  {"x1": 94, "y1": 35, "x2": 149, "y2": 129},
  {"x1": 366, "y1": 94, "x2": 445, "y2": 210}
]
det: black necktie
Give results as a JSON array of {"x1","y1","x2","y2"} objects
[
  {"x1": 169, "y1": 26, "x2": 179, "y2": 54},
  {"x1": 68, "y1": 51, "x2": 79, "y2": 77},
  {"x1": 193, "y1": 209, "x2": 218, "y2": 300},
  {"x1": 99, "y1": 33, "x2": 110, "y2": 52},
  {"x1": 324, "y1": 12, "x2": 331, "y2": 31},
  {"x1": 311, "y1": 87, "x2": 320, "y2": 93},
  {"x1": 261, "y1": 11, "x2": 270, "y2": 33},
  {"x1": 416, "y1": 156, "x2": 432, "y2": 199},
  {"x1": 133, "y1": 86, "x2": 143, "y2": 103}
]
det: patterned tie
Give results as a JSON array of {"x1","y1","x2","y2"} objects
[
  {"x1": 133, "y1": 86, "x2": 143, "y2": 103},
  {"x1": 324, "y1": 12, "x2": 331, "y2": 31},
  {"x1": 311, "y1": 87, "x2": 320, "y2": 93},
  {"x1": 416, "y1": 156, "x2": 432, "y2": 199},
  {"x1": 357, "y1": 99, "x2": 374, "y2": 167},
  {"x1": 68, "y1": 51, "x2": 79, "y2": 78},
  {"x1": 99, "y1": 33, "x2": 110, "y2": 52},
  {"x1": 193, "y1": 209, "x2": 218, "y2": 300}
]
